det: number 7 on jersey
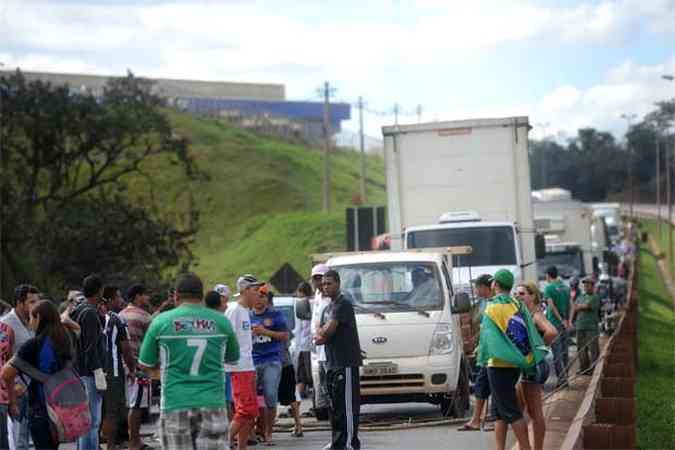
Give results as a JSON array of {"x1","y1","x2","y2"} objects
[{"x1": 187, "y1": 338, "x2": 207, "y2": 376}]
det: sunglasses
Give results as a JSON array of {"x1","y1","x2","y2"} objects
[{"x1": 515, "y1": 290, "x2": 529, "y2": 296}]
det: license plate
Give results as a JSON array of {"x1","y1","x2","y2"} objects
[{"x1": 362, "y1": 363, "x2": 398, "y2": 376}]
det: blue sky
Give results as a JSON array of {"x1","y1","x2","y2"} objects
[{"x1": 2, "y1": 0, "x2": 674, "y2": 141}]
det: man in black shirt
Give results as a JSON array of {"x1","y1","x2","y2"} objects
[
  {"x1": 71, "y1": 274, "x2": 107, "y2": 450},
  {"x1": 314, "y1": 270, "x2": 362, "y2": 450}
]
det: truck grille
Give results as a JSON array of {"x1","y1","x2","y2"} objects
[{"x1": 360, "y1": 374, "x2": 425, "y2": 389}]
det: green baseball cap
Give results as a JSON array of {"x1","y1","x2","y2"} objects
[{"x1": 494, "y1": 269, "x2": 514, "y2": 290}]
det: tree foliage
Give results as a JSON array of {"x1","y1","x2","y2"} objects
[
  {"x1": 529, "y1": 99, "x2": 675, "y2": 202},
  {"x1": 0, "y1": 70, "x2": 198, "y2": 297}
]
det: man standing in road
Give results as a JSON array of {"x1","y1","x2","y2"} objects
[
  {"x1": 100, "y1": 285, "x2": 136, "y2": 450},
  {"x1": 310, "y1": 263, "x2": 330, "y2": 420},
  {"x1": 71, "y1": 274, "x2": 108, "y2": 450},
  {"x1": 1, "y1": 285, "x2": 39, "y2": 450},
  {"x1": 571, "y1": 277, "x2": 601, "y2": 375},
  {"x1": 459, "y1": 274, "x2": 493, "y2": 432},
  {"x1": 543, "y1": 266, "x2": 573, "y2": 387},
  {"x1": 120, "y1": 283, "x2": 153, "y2": 450},
  {"x1": 478, "y1": 269, "x2": 533, "y2": 450},
  {"x1": 315, "y1": 270, "x2": 362, "y2": 450},
  {"x1": 225, "y1": 275, "x2": 263, "y2": 450},
  {"x1": 139, "y1": 273, "x2": 240, "y2": 450}
]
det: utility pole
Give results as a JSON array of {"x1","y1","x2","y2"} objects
[
  {"x1": 668, "y1": 135, "x2": 673, "y2": 267},
  {"x1": 536, "y1": 122, "x2": 550, "y2": 188},
  {"x1": 322, "y1": 81, "x2": 332, "y2": 212},
  {"x1": 394, "y1": 103, "x2": 400, "y2": 125},
  {"x1": 621, "y1": 113, "x2": 637, "y2": 218},
  {"x1": 657, "y1": 135, "x2": 662, "y2": 239},
  {"x1": 358, "y1": 96, "x2": 367, "y2": 204}
]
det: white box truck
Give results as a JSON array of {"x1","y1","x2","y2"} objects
[
  {"x1": 532, "y1": 188, "x2": 605, "y2": 278},
  {"x1": 382, "y1": 117, "x2": 539, "y2": 292}
]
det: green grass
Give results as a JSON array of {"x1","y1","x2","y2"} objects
[
  {"x1": 642, "y1": 220, "x2": 675, "y2": 278},
  {"x1": 636, "y1": 246, "x2": 675, "y2": 450},
  {"x1": 122, "y1": 110, "x2": 386, "y2": 288}
]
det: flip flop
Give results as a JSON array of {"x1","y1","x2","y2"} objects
[
  {"x1": 481, "y1": 423, "x2": 495, "y2": 432},
  {"x1": 458, "y1": 423, "x2": 481, "y2": 431}
]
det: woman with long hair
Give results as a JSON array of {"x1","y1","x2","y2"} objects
[
  {"x1": 514, "y1": 282, "x2": 557, "y2": 450},
  {"x1": 1, "y1": 300, "x2": 76, "y2": 450}
]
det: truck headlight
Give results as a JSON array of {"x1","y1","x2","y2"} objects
[{"x1": 429, "y1": 323, "x2": 454, "y2": 355}]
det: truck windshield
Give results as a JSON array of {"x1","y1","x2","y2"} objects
[
  {"x1": 406, "y1": 226, "x2": 517, "y2": 267},
  {"x1": 334, "y1": 262, "x2": 444, "y2": 312},
  {"x1": 537, "y1": 250, "x2": 585, "y2": 279}
]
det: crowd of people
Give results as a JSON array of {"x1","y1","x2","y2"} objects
[
  {"x1": 0, "y1": 229, "x2": 631, "y2": 450},
  {"x1": 0, "y1": 262, "x2": 360, "y2": 450},
  {"x1": 463, "y1": 264, "x2": 605, "y2": 450}
]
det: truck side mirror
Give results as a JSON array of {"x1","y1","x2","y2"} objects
[
  {"x1": 535, "y1": 234, "x2": 546, "y2": 259},
  {"x1": 452, "y1": 292, "x2": 471, "y2": 314}
]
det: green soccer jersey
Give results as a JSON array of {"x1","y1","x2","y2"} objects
[
  {"x1": 139, "y1": 303, "x2": 240, "y2": 412},
  {"x1": 544, "y1": 280, "x2": 571, "y2": 329},
  {"x1": 574, "y1": 293, "x2": 600, "y2": 333}
]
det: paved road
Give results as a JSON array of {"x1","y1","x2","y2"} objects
[
  {"x1": 271, "y1": 402, "x2": 498, "y2": 450},
  {"x1": 60, "y1": 401, "x2": 499, "y2": 450}
]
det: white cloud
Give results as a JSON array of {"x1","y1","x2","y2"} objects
[{"x1": 3, "y1": 1, "x2": 675, "y2": 143}]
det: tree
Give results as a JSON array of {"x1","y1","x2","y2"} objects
[{"x1": 0, "y1": 70, "x2": 198, "y2": 297}]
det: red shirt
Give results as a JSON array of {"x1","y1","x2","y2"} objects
[
  {"x1": 119, "y1": 305, "x2": 151, "y2": 362},
  {"x1": 0, "y1": 323, "x2": 15, "y2": 404}
]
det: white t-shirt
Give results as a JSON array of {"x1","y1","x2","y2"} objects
[
  {"x1": 224, "y1": 301, "x2": 254, "y2": 372},
  {"x1": 311, "y1": 290, "x2": 331, "y2": 362}
]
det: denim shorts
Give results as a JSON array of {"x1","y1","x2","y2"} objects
[
  {"x1": 521, "y1": 360, "x2": 550, "y2": 385},
  {"x1": 255, "y1": 361, "x2": 282, "y2": 408}
]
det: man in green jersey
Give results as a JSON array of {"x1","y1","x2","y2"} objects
[
  {"x1": 543, "y1": 266, "x2": 572, "y2": 387},
  {"x1": 139, "y1": 273, "x2": 240, "y2": 450},
  {"x1": 571, "y1": 277, "x2": 600, "y2": 375}
]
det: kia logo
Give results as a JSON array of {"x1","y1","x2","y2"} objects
[{"x1": 372, "y1": 336, "x2": 388, "y2": 344}]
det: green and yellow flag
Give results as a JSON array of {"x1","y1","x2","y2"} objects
[{"x1": 477, "y1": 294, "x2": 547, "y2": 369}]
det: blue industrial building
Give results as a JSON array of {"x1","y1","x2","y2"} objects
[
  {"x1": 7, "y1": 70, "x2": 352, "y2": 143},
  {"x1": 178, "y1": 97, "x2": 351, "y2": 134}
]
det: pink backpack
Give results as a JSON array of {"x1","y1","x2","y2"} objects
[{"x1": 13, "y1": 339, "x2": 91, "y2": 442}]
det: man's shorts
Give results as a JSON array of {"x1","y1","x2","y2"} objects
[
  {"x1": 473, "y1": 366, "x2": 491, "y2": 400},
  {"x1": 487, "y1": 367, "x2": 523, "y2": 424},
  {"x1": 103, "y1": 376, "x2": 127, "y2": 418},
  {"x1": 231, "y1": 371, "x2": 258, "y2": 421},
  {"x1": 294, "y1": 351, "x2": 312, "y2": 386},
  {"x1": 159, "y1": 407, "x2": 228, "y2": 450},
  {"x1": 255, "y1": 361, "x2": 282, "y2": 408},
  {"x1": 128, "y1": 378, "x2": 151, "y2": 409}
]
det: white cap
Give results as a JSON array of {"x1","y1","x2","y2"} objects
[
  {"x1": 311, "y1": 264, "x2": 329, "y2": 277},
  {"x1": 236, "y1": 274, "x2": 263, "y2": 292},
  {"x1": 214, "y1": 284, "x2": 230, "y2": 298}
]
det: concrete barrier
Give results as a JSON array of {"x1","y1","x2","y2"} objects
[{"x1": 561, "y1": 244, "x2": 639, "y2": 450}]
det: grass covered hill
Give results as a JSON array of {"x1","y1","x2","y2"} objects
[{"x1": 123, "y1": 110, "x2": 386, "y2": 290}]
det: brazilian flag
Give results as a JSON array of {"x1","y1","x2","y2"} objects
[{"x1": 477, "y1": 294, "x2": 547, "y2": 369}]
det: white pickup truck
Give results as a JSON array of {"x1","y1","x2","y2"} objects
[{"x1": 316, "y1": 248, "x2": 475, "y2": 417}]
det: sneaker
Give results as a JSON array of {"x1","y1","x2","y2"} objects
[{"x1": 323, "y1": 444, "x2": 333, "y2": 450}]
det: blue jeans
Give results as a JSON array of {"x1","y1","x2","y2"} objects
[
  {"x1": 255, "y1": 361, "x2": 282, "y2": 408},
  {"x1": 551, "y1": 328, "x2": 569, "y2": 383},
  {"x1": 78, "y1": 376, "x2": 102, "y2": 450},
  {"x1": 10, "y1": 395, "x2": 30, "y2": 450}
]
